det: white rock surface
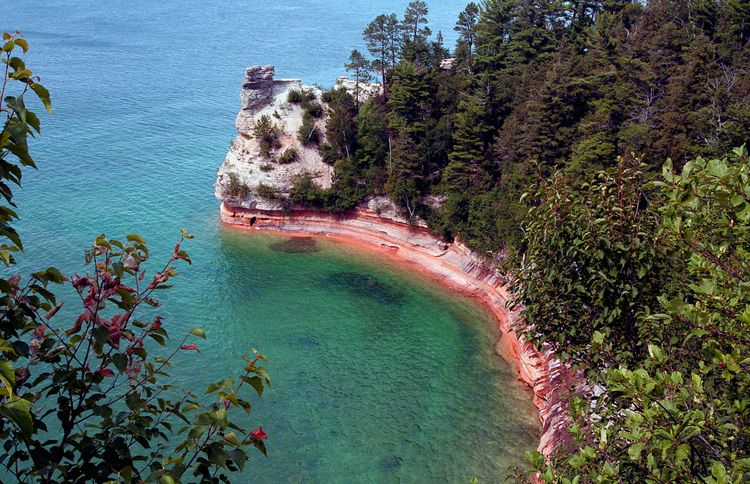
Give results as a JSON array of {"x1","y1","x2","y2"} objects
[{"x1": 215, "y1": 65, "x2": 382, "y2": 211}]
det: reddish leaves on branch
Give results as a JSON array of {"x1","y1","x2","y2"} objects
[{"x1": 250, "y1": 426, "x2": 267, "y2": 441}]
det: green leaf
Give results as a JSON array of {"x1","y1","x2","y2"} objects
[
  {"x1": 224, "y1": 432, "x2": 242, "y2": 446},
  {"x1": 14, "y1": 38, "x2": 28, "y2": 53},
  {"x1": 30, "y1": 83, "x2": 51, "y2": 112},
  {"x1": 706, "y1": 158, "x2": 728, "y2": 178},
  {"x1": 0, "y1": 397, "x2": 33, "y2": 439},
  {"x1": 677, "y1": 425, "x2": 701, "y2": 441},
  {"x1": 112, "y1": 353, "x2": 128, "y2": 373},
  {"x1": 0, "y1": 360, "x2": 15, "y2": 387},
  {"x1": 112, "y1": 261, "x2": 124, "y2": 278},
  {"x1": 627, "y1": 443, "x2": 645, "y2": 461},
  {"x1": 190, "y1": 327, "x2": 206, "y2": 339},
  {"x1": 243, "y1": 375, "x2": 264, "y2": 398}
]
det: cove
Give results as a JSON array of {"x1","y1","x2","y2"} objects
[
  {"x1": 3, "y1": 0, "x2": 541, "y2": 480},
  {"x1": 217, "y1": 229, "x2": 540, "y2": 481}
]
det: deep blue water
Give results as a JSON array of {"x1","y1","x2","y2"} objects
[{"x1": 3, "y1": 2, "x2": 540, "y2": 482}]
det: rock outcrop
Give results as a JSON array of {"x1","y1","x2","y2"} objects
[
  {"x1": 240, "y1": 65, "x2": 275, "y2": 112},
  {"x1": 216, "y1": 65, "x2": 382, "y2": 211}
]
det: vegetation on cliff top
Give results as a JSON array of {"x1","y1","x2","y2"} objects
[{"x1": 315, "y1": 0, "x2": 749, "y2": 256}]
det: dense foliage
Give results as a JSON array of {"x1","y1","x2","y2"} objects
[
  {"x1": 312, "y1": 0, "x2": 749, "y2": 255},
  {"x1": 315, "y1": 1, "x2": 750, "y2": 481},
  {"x1": 0, "y1": 33, "x2": 269, "y2": 482},
  {"x1": 517, "y1": 147, "x2": 750, "y2": 482}
]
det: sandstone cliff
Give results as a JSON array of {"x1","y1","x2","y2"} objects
[{"x1": 215, "y1": 65, "x2": 380, "y2": 211}]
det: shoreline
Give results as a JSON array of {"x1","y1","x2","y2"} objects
[{"x1": 220, "y1": 202, "x2": 574, "y2": 457}]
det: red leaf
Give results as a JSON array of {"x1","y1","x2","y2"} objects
[
  {"x1": 180, "y1": 344, "x2": 200, "y2": 352},
  {"x1": 98, "y1": 368, "x2": 115, "y2": 378}
]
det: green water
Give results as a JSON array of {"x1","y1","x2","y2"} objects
[
  {"x1": 206, "y1": 231, "x2": 540, "y2": 481},
  {"x1": 3, "y1": 1, "x2": 540, "y2": 480}
]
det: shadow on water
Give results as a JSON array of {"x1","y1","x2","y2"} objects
[
  {"x1": 380, "y1": 455, "x2": 403, "y2": 470},
  {"x1": 269, "y1": 237, "x2": 320, "y2": 254},
  {"x1": 319, "y1": 271, "x2": 405, "y2": 307}
]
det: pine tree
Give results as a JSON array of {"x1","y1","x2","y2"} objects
[
  {"x1": 356, "y1": 100, "x2": 388, "y2": 164},
  {"x1": 454, "y1": 2, "x2": 480, "y2": 72},
  {"x1": 402, "y1": 1, "x2": 431, "y2": 45},
  {"x1": 364, "y1": 15, "x2": 394, "y2": 91},
  {"x1": 345, "y1": 49, "x2": 372, "y2": 107},
  {"x1": 401, "y1": 1, "x2": 432, "y2": 64},
  {"x1": 728, "y1": 0, "x2": 750, "y2": 48},
  {"x1": 430, "y1": 31, "x2": 450, "y2": 68},
  {"x1": 325, "y1": 88, "x2": 357, "y2": 160},
  {"x1": 474, "y1": 0, "x2": 517, "y2": 72},
  {"x1": 384, "y1": 13, "x2": 401, "y2": 71},
  {"x1": 386, "y1": 62, "x2": 432, "y2": 136},
  {"x1": 443, "y1": 90, "x2": 493, "y2": 191},
  {"x1": 386, "y1": 130, "x2": 423, "y2": 219},
  {"x1": 506, "y1": 0, "x2": 557, "y2": 65}
]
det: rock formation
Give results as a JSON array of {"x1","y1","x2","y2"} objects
[
  {"x1": 240, "y1": 65, "x2": 275, "y2": 112},
  {"x1": 215, "y1": 65, "x2": 381, "y2": 211}
]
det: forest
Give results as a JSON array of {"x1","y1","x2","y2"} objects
[
  {"x1": 297, "y1": 0, "x2": 750, "y2": 481},
  {"x1": 296, "y1": 0, "x2": 749, "y2": 253}
]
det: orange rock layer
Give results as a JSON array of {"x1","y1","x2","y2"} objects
[{"x1": 220, "y1": 202, "x2": 575, "y2": 458}]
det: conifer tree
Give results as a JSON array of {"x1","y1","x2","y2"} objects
[
  {"x1": 443, "y1": 90, "x2": 493, "y2": 191},
  {"x1": 384, "y1": 13, "x2": 401, "y2": 71},
  {"x1": 386, "y1": 62, "x2": 432, "y2": 136},
  {"x1": 325, "y1": 88, "x2": 357, "y2": 160},
  {"x1": 474, "y1": 0, "x2": 517, "y2": 72},
  {"x1": 356, "y1": 99, "x2": 388, "y2": 161},
  {"x1": 454, "y1": 2, "x2": 480, "y2": 71},
  {"x1": 401, "y1": 1, "x2": 432, "y2": 64},
  {"x1": 402, "y1": 1, "x2": 431, "y2": 45},
  {"x1": 364, "y1": 15, "x2": 394, "y2": 91},
  {"x1": 345, "y1": 49, "x2": 372, "y2": 107},
  {"x1": 430, "y1": 31, "x2": 449, "y2": 68},
  {"x1": 386, "y1": 130, "x2": 423, "y2": 219}
]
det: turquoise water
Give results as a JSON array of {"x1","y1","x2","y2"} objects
[{"x1": 4, "y1": 1, "x2": 540, "y2": 481}]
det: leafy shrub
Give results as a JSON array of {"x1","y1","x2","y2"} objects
[
  {"x1": 303, "y1": 101, "x2": 324, "y2": 119},
  {"x1": 318, "y1": 143, "x2": 339, "y2": 165},
  {"x1": 287, "y1": 89, "x2": 315, "y2": 104},
  {"x1": 518, "y1": 149, "x2": 750, "y2": 482},
  {"x1": 226, "y1": 172, "x2": 251, "y2": 198},
  {"x1": 260, "y1": 162, "x2": 274, "y2": 172},
  {"x1": 252, "y1": 115, "x2": 281, "y2": 157},
  {"x1": 289, "y1": 174, "x2": 325, "y2": 207},
  {"x1": 255, "y1": 183, "x2": 278, "y2": 199},
  {"x1": 278, "y1": 147, "x2": 299, "y2": 164}
]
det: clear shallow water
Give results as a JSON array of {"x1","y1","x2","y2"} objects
[{"x1": 4, "y1": 1, "x2": 539, "y2": 481}]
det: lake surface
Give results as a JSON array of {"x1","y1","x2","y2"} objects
[{"x1": 3, "y1": 1, "x2": 540, "y2": 481}]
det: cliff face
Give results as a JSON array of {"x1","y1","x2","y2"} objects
[
  {"x1": 215, "y1": 65, "x2": 381, "y2": 211},
  {"x1": 215, "y1": 65, "x2": 332, "y2": 210}
]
